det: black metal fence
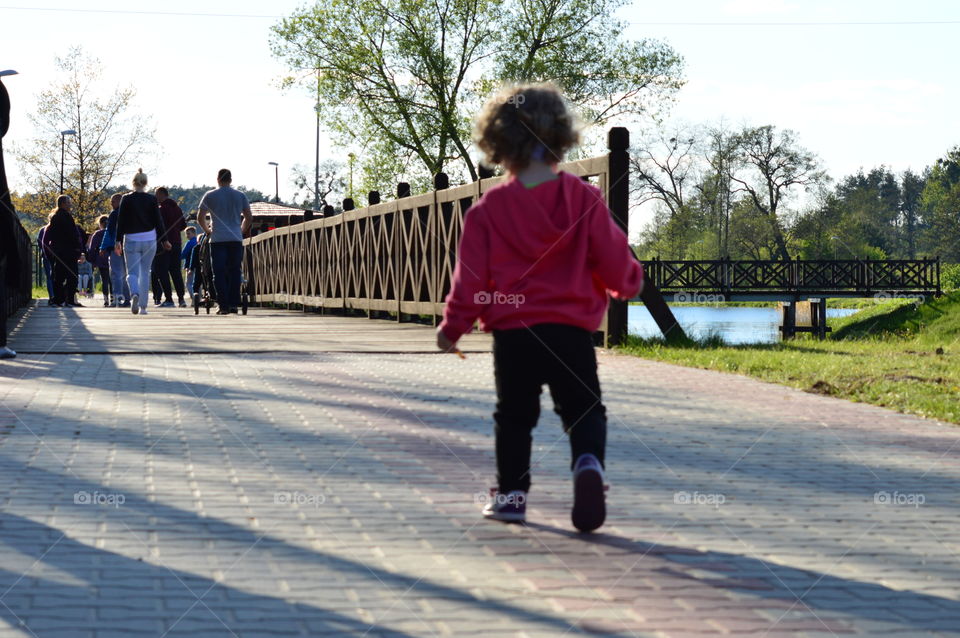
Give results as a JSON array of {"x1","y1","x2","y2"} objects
[
  {"x1": 641, "y1": 257, "x2": 941, "y2": 298},
  {"x1": 3, "y1": 215, "x2": 32, "y2": 318}
]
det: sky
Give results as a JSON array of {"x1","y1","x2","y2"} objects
[{"x1": 1, "y1": 0, "x2": 958, "y2": 228}]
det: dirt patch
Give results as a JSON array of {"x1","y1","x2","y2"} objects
[{"x1": 809, "y1": 380, "x2": 836, "y2": 395}]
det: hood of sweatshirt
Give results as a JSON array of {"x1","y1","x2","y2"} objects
[{"x1": 483, "y1": 171, "x2": 594, "y2": 260}]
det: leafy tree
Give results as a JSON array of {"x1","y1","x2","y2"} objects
[
  {"x1": 493, "y1": 0, "x2": 684, "y2": 130},
  {"x1": 922, "y1": 146, "x2": 960, "y2": 262},
  {"x1": 270, "y1": 0, "x2": 683, "y2": 190},
  {"x1": 698, "y1": 124, "x2": 740, "y2": 257},
  {"x1": 12, "y1": 47, "x2": 156, "y2": 228},
  {"x1": 729, "y1": 125, "x2": 825, "y2": 261},
  {"x1": 900, "y1": 168, "x2": 926, "y2": 259}
]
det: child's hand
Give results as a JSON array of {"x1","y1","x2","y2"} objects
[{"x1": 437, "y1": 328, "x2": 464, "y2": 357}]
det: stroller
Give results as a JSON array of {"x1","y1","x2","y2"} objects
[{"x1": 191, "y1": 234, "x2": 249, "y2": 315}]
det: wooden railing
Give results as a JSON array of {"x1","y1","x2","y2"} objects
[{"x1": 244, "y1": 128, "x2": 632, "y2": 345}]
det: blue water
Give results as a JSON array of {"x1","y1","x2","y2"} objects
[{"x1": 628, "y1": 305, "x2": 860, "y2": 345}]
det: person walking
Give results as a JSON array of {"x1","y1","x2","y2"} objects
[
  {"x1": 180, "y1": 226, "x2": 198, "y2": 302},
  {"x1": 116, "y1": 169, "x2": 169, "y2": 315},
  {"x1": 197, "y1": 169, "x2": 252, "y2": 315},
  {"x1": 100, "y1": 193, "x2": 131, "y2": 307},
  {"x1": 87, "y1": 215, "x2": 111, "y2": 306},
  {"x1": 42, "y1": 195, "x2": 84, "y2": 307},
  {"x1": 436, "y1": 84, "x2": 644, "y2": 533},
  {"x1": 36, "y1": 225, "x2": 55, "y2": 304},
  {"x1": 152, "y1": 186, "x2": 187, "y2": 307}
]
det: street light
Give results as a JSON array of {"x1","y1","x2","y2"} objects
[
  {"x1": 347, "y1": 152, "x2": 356, "y2": 201},
  {"x1": 60, "y1": 129, "x2": 76, "y2": 193},
  {"x1": 267, "y1": 161, "x2": 279, "y2": 202}
]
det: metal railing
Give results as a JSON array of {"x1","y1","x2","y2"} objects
[{"x1": 641, "y1": 256, "x2": 941, "y2": 298}]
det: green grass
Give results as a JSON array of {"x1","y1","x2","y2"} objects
[{"x1": 620, "y1": 293, "x2": 960, "y2": 424}]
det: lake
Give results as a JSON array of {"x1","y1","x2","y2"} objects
[{"x1": 628, "y1": 305, "x2": 860, "y2": 345}]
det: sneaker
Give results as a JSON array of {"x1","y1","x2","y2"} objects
[
  {"x1": 160, "y1": 300, "x2": 175, "y2": 308},
  {"x1": 46, "y1": 299, "x2": 55, "y2": 306},
  {"x1": 228, "y1": 307, "x2": 239, "y2": 314},
  {"x1": 0, "y1": 346, "x2": 16, "y2": 360},
  {"x1": 119, "y1": 300, "x2": 130, "y2": 308},
  {"x1": 178, "y1": 298, "x2": 187, "y2": 308},
  {"x1": 216, "y1": 307, "x2": 231, "y2": 315},
  {"x1": 571, "y1": 454, "x2": 606, "y2": 533},
  {"x1": 131, "y1": 294, "x2": 140, "y2": 315},
  {"x1": 140, "y1": 308, "x2": 149, "y2": 315},
  {"x1": 66, "y1": 301, "x2": 83, "y2": 307},
  {"x1": 482, "y1": 488, "x2": 527, "y2": 523}
]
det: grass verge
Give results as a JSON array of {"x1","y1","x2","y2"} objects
[{"x1": 619, "y1": 293, "x2": 960, "y2": 424}]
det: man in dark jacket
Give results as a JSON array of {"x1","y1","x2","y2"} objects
[
  {"x1": 152, "y1": 187, "x2": 187, "y2": 307},
  {"x1": 43, "y1": 195, "x2": 83, "y2": 307}
]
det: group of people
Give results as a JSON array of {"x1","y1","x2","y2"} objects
[{"x1": 37, "y1": 168, "x2": 253, "y2": 315}]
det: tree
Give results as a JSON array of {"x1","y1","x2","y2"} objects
[
  {"x1": 289, "y1": 159, "x2": 345, "y2": 208},
  {"x1": 922, "y1": 146, "x2": 960, "y2": 262},
  {"x1": 493, "y1": 0, "x2": 684, "y2": 131},
  {"x1": 270, "y1": 0, "x2": 683, "y2": 190},
  {"x1": 729, "y1": 125, "x2": 825, "y2": 261},
  {"x1": 631, "y1": 126, "x2": 699, "y2": 218},
  {"x1": 698, "y1": 124, "x2": 740, "y2": 257},
  {"x1": 900, "y1": 169, "x2": 926, "y2": 259},
  {"x1": 13, "y1": 47, "x2": 156, "y2": 229}
]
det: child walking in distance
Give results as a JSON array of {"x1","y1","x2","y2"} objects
[{"x1": 437, "y1": 84, "x2": 643, "y2": 532}]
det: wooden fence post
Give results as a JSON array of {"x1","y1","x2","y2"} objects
[
  {"x1": 395, "y1": 182, "x2": 410, "y2": 321},
  {"x1": 605, "y1": 127, "x2": 630, "y2": 347},
  {"x1": 432, "y1": 173, "x2": 449, "y2": 326}
]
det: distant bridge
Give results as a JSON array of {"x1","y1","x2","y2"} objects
[{"x1": 641, "y1": 257, "x2": 941, "y2": 302}]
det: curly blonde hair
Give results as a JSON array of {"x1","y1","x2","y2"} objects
[{"x1": 473, "y1": 83, "x2": 580, "y2": 171}]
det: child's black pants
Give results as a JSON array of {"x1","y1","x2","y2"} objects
[{"x1": 492, "y1": 323, "x2": 606, "y2": 493}]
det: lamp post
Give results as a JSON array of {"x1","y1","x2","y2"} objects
[
  {"x1": 347, "y1": 152, "x2": 356, "y2": 201},
  {"x1": 60, "y1": 129, "x2": 76, "y2": 193},
  {"x1": 314, "y1": 103, "x2": 321, "y2": 211},
  {"x1": 267, "y1": 161, "x2": 279, "y2": 202}
]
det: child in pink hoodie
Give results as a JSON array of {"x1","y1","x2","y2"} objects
[{"x1": 437, "y1": 84, "x2": 644, "y2": 532}]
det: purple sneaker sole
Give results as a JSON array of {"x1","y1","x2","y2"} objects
[{"x1": 572, "y1": 465, "x2": 605, "y2": 532}]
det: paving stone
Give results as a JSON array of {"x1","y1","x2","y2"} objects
[{"x1": 2, "y1": 309, "x2": 960, "y2": 636}]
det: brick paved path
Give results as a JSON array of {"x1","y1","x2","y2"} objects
[{"x1": 1, "y1": 306, "x2": 959, "y2": 636}]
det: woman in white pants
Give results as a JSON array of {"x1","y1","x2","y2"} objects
[{"x1": 115, "y1": 169, "x2": 170, "y2": 315}]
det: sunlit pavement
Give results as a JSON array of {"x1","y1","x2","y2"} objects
[{"x1": 1, "y1": 304, "x2": 959, "y2": 637}]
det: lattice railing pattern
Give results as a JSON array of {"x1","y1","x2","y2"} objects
[
  {"x1": 243, "y1": 156, "x2": 615, "y2": 318},
  {"x1": 642, "y1": 257, "x2": 941, "y2": 294}
]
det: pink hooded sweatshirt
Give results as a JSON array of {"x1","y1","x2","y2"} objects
[{"x1": 439, "y1": 171, "x2": 644, "y2": 342}]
